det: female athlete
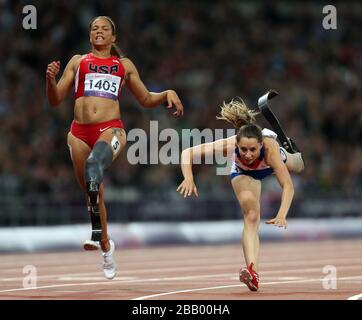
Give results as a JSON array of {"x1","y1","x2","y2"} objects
[
  {"x1": 177, "y1": 98, "x2": 304, "y2": 291},
  {"x1": 46, "y1": 16, "x2": 184, "y2": 279}
]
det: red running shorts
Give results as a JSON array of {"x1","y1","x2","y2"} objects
[{"x1": 70, "y1": 119, "x2": 125, "y2": 148}]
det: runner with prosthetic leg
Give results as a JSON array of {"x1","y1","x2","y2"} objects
[
  {"x1": 46, "y1": 16, "x2": 184, "y2": 280},
  {"x1": 177, "y1": 91, "x2": 304, "y2": 292},
  {"x1": 238, "y1": 89, "x2": 305, "y2": 291}
]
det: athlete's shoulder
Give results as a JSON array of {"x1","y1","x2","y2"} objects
[
  {"x1": 67, "y1": 54, "x2": 85, "y2": 67},
  {"x1": 119, "y1": 58, "x2": 139, "y2": 78},
  {"x1": 119, "y1": 57, "x2": 136, "y2": 69},
  {"x1": 263, "y1": 137, "x2": 279, "y2": 148},
  {"x1": 263, "y1": 137, "x2": 283, "y2": 167},
  {"x1": 68, "y1": 54, "x2": 88, "y2": 73},
  {"x1": 69, "y1": 54, "x2": 85, "y2": 62},
  {"x1": 119, "y1": 56, "x2": 131, "y2": 63},
  {"x1": 263, "y1": 137, "x2": 280, "y2": 156}
]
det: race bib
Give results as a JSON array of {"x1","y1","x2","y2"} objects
[{"x1": 84, "y1": 73, "x2": 121, "y2": 100}]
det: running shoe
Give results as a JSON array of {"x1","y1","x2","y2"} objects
[
  {"x1": 102, "y1": 239, "x2": 117, "y2": 280},
  {"x1": 239, "y1": 262, "x2": 259, "y2": 291}
]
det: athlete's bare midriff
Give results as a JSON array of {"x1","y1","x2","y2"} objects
[
  {"x1": 72, "y1": 54, "x2": 123, "y2": 124},
  {"x1": 73, "y1": 97, "x2": 121, "y2": 124}
]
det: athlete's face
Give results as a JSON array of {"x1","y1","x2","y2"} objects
[
  {"x1": 237, "y1": 137, "x2": 262, "y2": 165},
  {"x1": 90, "y1": 18, "x2": 116, "y2": 47}
]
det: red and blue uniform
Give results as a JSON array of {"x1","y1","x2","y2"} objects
[{"x1": 230, "y1": 129, "x2": 287, "y2": 180}]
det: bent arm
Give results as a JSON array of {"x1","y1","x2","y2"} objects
[
  {"x1": 180, "y1": 135, "x2": 236, "y2": 181},
  {"x1": 266, "y1": 141, "x2": 295, "y2": 219},
  {"x1": 274, "y1": 164, "x2": 294, "y2": 219},
  {"x1": 46, "y1": 55, "x2": 80, "y2": 107}
]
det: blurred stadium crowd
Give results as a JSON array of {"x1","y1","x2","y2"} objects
[{"x1": 0, "y1": 1, "x2": 361, "y2": 208}]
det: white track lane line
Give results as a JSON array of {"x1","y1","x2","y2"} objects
[
  {"x1": 2, "y1": 257, "x2": 362, "y2": 282},
  {"x1": 0, "y1": 273, "x2": 240, "y2": 293},
  {"x1": 1, "y1": 264, "x2": 360, "y2": 285},
  {"x1": 133, "y1": 276, "x2": 362, "y2": 300},
  {"x1": 0, "y1": 271, "x2": 361, "y2": 298},
  {"x1": 347, "y1": 293, "x2": 362, "y2": 300}
]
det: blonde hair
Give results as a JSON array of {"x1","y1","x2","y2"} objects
[{"x1": 216, "y1": 97, "x2": 259, "y2": 128}]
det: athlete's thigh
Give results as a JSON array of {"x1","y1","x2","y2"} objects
[
  {"x1": 97, "y1": 127, "x2": 127, "y2": 161},
  {"x1": 231, "y1": 175, "x2": 261, "y2": 209},
  {"x1": 67, "y1": 132, "x2": 91, "y2": 191}
]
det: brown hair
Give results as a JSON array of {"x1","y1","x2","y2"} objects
[
  {"x1": 89, "y1": 16, "x2": 124, "y2": 58},
  {"x1": 236, "y1": 124, "x2": 263, "y2": 143},
  {"x1": 216, "y1": 97, "x2": 262, "y2": 142}
]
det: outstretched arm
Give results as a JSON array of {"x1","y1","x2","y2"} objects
[
  {"x1": 177, "y1": 135, "x2": 236, "y2": 197},
  {"x1": 122, "y1": 58, "x2": 183, "y2": 117},
  {"x1": 46, "y1": 55, "x2": 80, "y2": 107},
  {"x1": 264, "y1": 139, "x2": 294, "y2": 228}
]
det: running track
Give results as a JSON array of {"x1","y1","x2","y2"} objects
[{"x1": 0, "y1": 239, "x2": 362, "y2": 300}]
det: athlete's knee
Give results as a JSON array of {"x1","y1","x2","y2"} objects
[
  {"x1": 290, "y1": 152, "x2": 305, "y2": 173},
  {"x1": 239, "y1": 193, "x2": 260, "y2": 224},
  {"x1": 294, "y1": 165, "x2": 304, "y2": 174},
  {"x1": 84, "y1": 141, "x2": 113, "y2": 206},
  {"x1": 296, "y1": 153, "x2": 305, "y2": 173},
  {"x1": 238, "y1": 192, "x2": 256, "y2": 208},
  {"x1": 85, "y1": 154, "x2": 103, "y2": 183},
  {"x1": 243, "y1": 209, "x2": 260, "y2": 225},
  {"x1": 84, "y1": 141, "x2": 113, "y2": 185}
]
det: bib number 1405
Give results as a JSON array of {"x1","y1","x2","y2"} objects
[
  {"x1": 89, "y1": 79, "x2": 117, "y2": 93},
  {"x1": 84, "y1": 73, "x2": 121, "y2": 99}
]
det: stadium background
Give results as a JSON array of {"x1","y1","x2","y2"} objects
[{"x1": 0, "y1": 1, "x2": 361, "y2": 250}]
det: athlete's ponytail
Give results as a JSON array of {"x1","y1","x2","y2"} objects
[
  {"x1": 217, "y1": 97, "x2": 262, "y2": 142},
  {"x1": 216, "y1": 97, "x2": 259, "y2": 128},
  {"x1": 111, "y1": 43, "x2": 123, "y2": 58}
]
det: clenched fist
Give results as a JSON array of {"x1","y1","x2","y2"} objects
[{"x1": 46, "y1": 61, "x2": 60, "y2": 80}]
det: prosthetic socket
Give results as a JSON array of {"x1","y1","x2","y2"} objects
[{"x1": 84, "y1": 141, "x2": 113, "y2": 241}]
